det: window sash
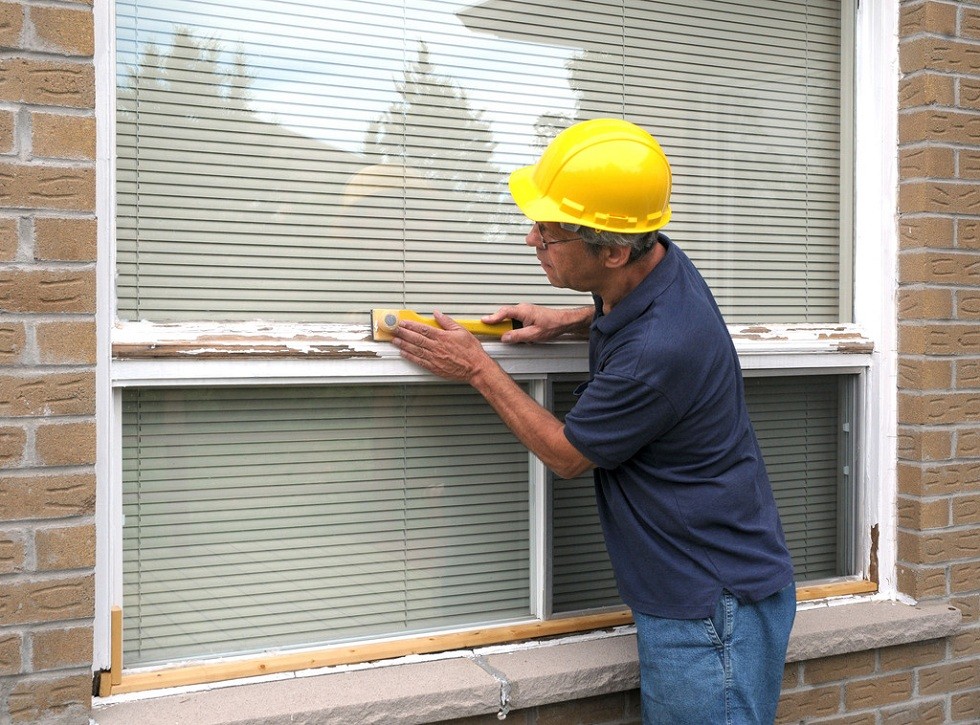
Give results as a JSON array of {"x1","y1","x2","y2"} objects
[{"x1": 115, "y1": 0, "x2": 846, "y2": 324}]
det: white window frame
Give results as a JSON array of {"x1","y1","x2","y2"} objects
[{"x1": 92, "y1": 0, "x2": 900, "y2": 672}]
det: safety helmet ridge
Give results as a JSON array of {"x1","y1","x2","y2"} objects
[{"x1": 509, "y1": 118, "x2": 672, "y2": 234}]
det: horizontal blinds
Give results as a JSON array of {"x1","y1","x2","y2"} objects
[
  {"x1": 116, "y1": 0, "x2": 842, "y2": 323},
  {"x1": 551, "y1": 381, "x2": 620, "y2": 614},
  {"x1": 746, "y1": 375, "x2": 844, "y2": 580},
  {"x1": 122, "y1": 384, "x2": 530, "y2": 666},
  {"x1": 551, "y1": 374, "x2": 845, "y2": 612}
]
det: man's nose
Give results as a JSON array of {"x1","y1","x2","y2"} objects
[{"x1": 525, "y1": 223, "x2": 541, "y2": 248}]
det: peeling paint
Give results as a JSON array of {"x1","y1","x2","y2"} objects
[{"x1": 113, "y1": 321, "x2": 382, "y2": 359}]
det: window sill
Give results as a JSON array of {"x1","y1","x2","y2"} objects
[
  {"x1": 109, "y1": 321, "x2": 873, "y2": 387},
  {"x1": 92, "y1": 601, "x2": 960, "y2": 725}
]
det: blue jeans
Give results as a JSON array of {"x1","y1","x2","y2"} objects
[{"x1": 634, "y1": 583, "x2": 796, "y2": 725}]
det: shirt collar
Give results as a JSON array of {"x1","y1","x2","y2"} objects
[{"x1": 593, "y1": 233, "x2": 677, "y2": 336}]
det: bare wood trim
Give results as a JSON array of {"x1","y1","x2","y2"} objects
[
  {"x1": 105, "y1": 610, "x2": 634, "y2": 696},
  {"x1": 103, "y1": 583, "x2": 878, "y2": 696},
  {"x1": 98, "y1": 606, "x2": 124, "y2": 697},
  {"x1": 797, "y1": 580, "x2": 877, "y2": 601}
]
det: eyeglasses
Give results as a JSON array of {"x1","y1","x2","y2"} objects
[{"x1": 533, "y1": 222, "x2": 580, "y2": 250}]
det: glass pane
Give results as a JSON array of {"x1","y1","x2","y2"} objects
[
  {"x1": 116, "y1": 0, "x2": 843, "y2": 323},
  {"x1": 122, "y1": 384, "x2": 531, "y2": 666},
  {"x1": 551, "y1": 373, "x2": 848, "y2": 612}
]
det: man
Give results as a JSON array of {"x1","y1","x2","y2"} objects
[{"x1": 390, "y1": 118, "x2": 796, "y2": 725}]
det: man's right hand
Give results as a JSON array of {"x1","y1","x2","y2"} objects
[{"x1": 483, "y1": 304, "x2": 594, "y2": 344}]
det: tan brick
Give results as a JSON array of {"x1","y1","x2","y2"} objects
[
  {"x1": 956, "y1": 290, "x2": 980, "y2": 319},
  {"x1": 0, "y1": 107, "x2": 13, "y2": 154},
  {"x1": 897, "y1": 563, "x2": 948, "y2": 599},
  {"x1": 0, "y1": 215, "x2": 17, "y2": 260},
  {"x1": 0, "y1": 269, "x2": 96, "y2": 313},
  {"x1": 953, "y1": 494, "x2": 980, "y2": 525},
  {"x1": 958, "y1": 428, "x2": 980, "y2": 458},
  {"x1": 879, "y1": 638, "x2": 947, "y2": 671},
  {"x1": 900, "y1": 108, "x2": 980, "y2": 146},
  {"x1": 0, "y1": 58, "x2": 94, "y2": 108},
  {"x1": 880, "y1": 698, "x2": 946, "y2": 725},
  {"x1": 29, "y1": 6, "x2": 93, "y2": 56},
  {"x1": 899, "y1": 215, "x2": 954, "y2": 249},
  {"x1": 0, "y1": 575, "x2": 94, "y2": 626},
  {"x1": 0, "y1": 321, "x2": 26, "y2": 364},
  {"x1": 952, "y1": 687, "x2": 980, "y2": 721},
  {"x1": 7, "y1": 673, "x2": 91, "y2": 723},
  {"x1": 956, "y1": 359, "x2": 980, "y2": 388},
  {"x1": 900, "y1": 180, "x2": 980, "y2": 214},
  {"x1": 898, "y1": 392, "x2": 980, "y2": 425},
  {"x1": 844, "y1": 672, "x2": 913, "y2": 710},
  {"x1": 0, "y1": 161, "x2": 94, "y2": 211},
  {"x1": 918, "y1": 659, "x2": 980, "y2": 695},
  {"x1": 897, "y1": 494, "x2": 950, "y2": 529},
  {"x1": 961, "y1": 149, "x2": 980, "y2": 180},
  {"x1": 951, "y1": 594, "x2": 979, "y2": 622},
  {"x1": 803, "y1": 651, "x2": 875, "y2": 685},
  {"x1": 0, "y1": 473, "x2": 95, "y2": 519},
  {"x1": 951, "y1": 627, "x2": 980, "y2": 658},
  {"x1": 35, "y1": 319, "x2": 96, "y2": 365},
  {"x1": 30, "y1": 626, "x2": 92, "y2": 671},
  {"x1": 31, "y1": 112, "x2": 95, "y2": 161},
  {"x1": 915, "y1": 461, "x2": 980, "y2": 495},
  {"x1": 899, "y1": 324, "x2": 980, "y2": 356},
  {"x1": 35, "y1": 523, "x2": 95, "y2": 571},
  {"x1": 899, "y1": 528, "x2": 980, "y2": 565},
  {"x1": 35, "y1": 420, "x2": 95, "y2": 466},
  {"x1": 898, "y1": 358, "x2": 953, "y2": 389},
  {"x1": 774, "y1": 685, "x2": 841, "y2": 721},
  {"x1": 899, "y1": 72, "x2": 956, "y2": 108},
  {"x1": 951, "y1": 561, "x2": 980, "y2": 594},
  {"x1": 963, "y1": 78, "x2": 980, "y2": 111},
  {"x1": 900, "y1": 1, "x2": 959, "y2": 37},
  {"x1": 0, "y1": 532, "x2": 25, "y2": 574},
  {"x1": 0, "y1": 373, "x2": 94, "y2": 417},
  {"x1": 900, "y1": 250, "x2": 980, "y2": 285},
  {"x1": 33, "y1": 215, "x2": 96, "y2": 261},
  {"x1": 900, "y1": 145, "x2": 955, "y2": 179},
  {"x1": 897, "y1": 287, "x2": 954, "y2": 319},
  {"x1": 898, "y1": 427, "x2": 953, "y2": 461},
  {"x1": 900, "y1": 37, "x2": 980, "y2": 75},
  {"x1": 965, "y1": 6, "x2": 980, "y2": 40},
  {"x1": 0, "y1": 2, "x2": 23, "y2": 49},
  {"x1": 960, "y1": 218, "x2": 980, "y2": 249},
  {"x1": 0, "y1": 633, "x2": 22, "y2": 676},
  {"x1": 0, "y1": 424, "x2": 26, "y2": 466}
]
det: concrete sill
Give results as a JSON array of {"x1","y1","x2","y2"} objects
[{"x1": 92, "y1": 601, "x2": 961, "y2": 725}]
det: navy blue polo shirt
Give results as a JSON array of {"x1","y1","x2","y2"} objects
[{"x1": 563, "y1": 235, "x2": 794, "y2": 620}]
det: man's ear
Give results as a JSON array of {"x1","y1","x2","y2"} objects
[{"x1": 602, "y1": 244, "x2": 632, "y2": 269}]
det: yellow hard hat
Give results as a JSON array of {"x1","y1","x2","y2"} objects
[{"x1": 509, "y1": 118, "x2": 672, "y2": 233}]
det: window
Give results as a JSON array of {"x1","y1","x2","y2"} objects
[{"x1": 101, "y1": 0, "x2": 873, "y2": 694}]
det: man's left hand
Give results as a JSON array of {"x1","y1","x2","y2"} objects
[{"x1": 390, "y1": 310, "x2": 492, "y2": 383}]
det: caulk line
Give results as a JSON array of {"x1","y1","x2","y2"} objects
[{"x1": 470, "y1": 654, "x2": 512, "y2": 720}]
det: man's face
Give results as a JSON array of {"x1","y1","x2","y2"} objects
[{"x1": 525, "y1": 222, "x2": 603, "y2": 293}]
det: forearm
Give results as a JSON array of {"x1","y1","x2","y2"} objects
[{"x1": 470, "y1": 358, "x2": 593, "y2": 479}]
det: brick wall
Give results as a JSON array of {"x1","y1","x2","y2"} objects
[
  {"x1": 2, "y1": 0, "x2": 978, "y2": 723},
  {"x1": 0, "y1": 0, "x2": 97, "y2": 723},
  {"x1": 894, "y1": 0, "x2": 980, "y2": 720}
]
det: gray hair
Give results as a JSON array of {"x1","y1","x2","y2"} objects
[{"x1": 558, "y1": 222, "x2": 659, "y2": 264}]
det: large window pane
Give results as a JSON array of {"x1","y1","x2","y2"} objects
[
  {"x1": 122, "y1": 384, "x2": 531, "y2": 666},
  {"x1": 551, "y1": 374, "x2": 852, "y2": 614},
  {"x1": 116, "y1": 0, "x2": 843, "y2": 323}
]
